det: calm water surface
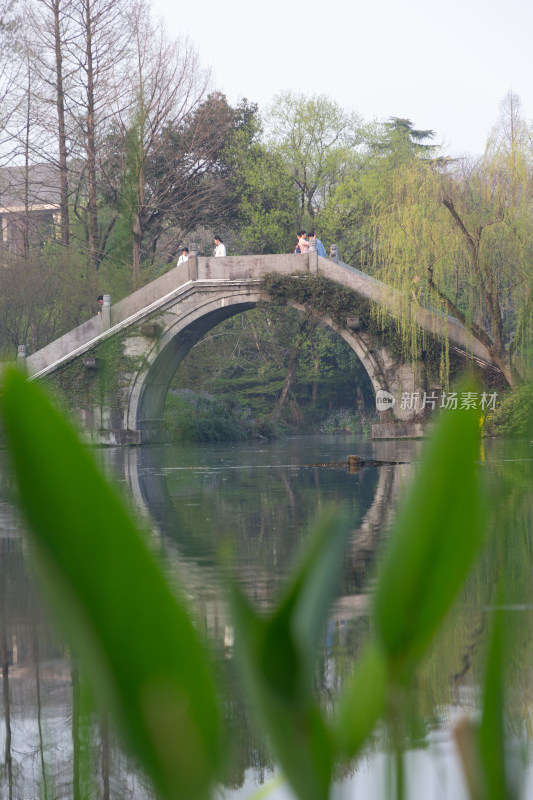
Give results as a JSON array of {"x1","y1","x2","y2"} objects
[{"x1": 0, "y1": 433, "x2": 532, "y2": 799}]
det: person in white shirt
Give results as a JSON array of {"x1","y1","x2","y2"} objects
[
  {"x1": 213, "y1": 235, "x2": 226, "y2": 257},
  {"x1": 177, "y1": 247, "x2": 189, "y2": 265}
]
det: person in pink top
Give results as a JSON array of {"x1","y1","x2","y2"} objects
[{"x1": 295, "y1": 230, "x2": 309, "y2": 254}]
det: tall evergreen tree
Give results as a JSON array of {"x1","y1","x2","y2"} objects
[{"x1": 371, "y1": 117, "x2": 439, "y2": 161}]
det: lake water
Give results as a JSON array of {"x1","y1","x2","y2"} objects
[{"x1": 1, "y1": 433, "x2": 532, "y2": 799}]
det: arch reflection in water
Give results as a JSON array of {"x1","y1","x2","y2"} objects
[
  {"x1": 107, "y1": 435, "x2": 417, "y2": 794},
  {"x1": 113, "y1": 436, "x2": 415, "y2": 608}
]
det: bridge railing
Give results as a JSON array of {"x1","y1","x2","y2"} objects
[
  {"x1": 194, "y1": 252, "x2": 313, "y2": 282},
  {"x1": 108, "y1": 253, "x2": 321, "y2": 328}
]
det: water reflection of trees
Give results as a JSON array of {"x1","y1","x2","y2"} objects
[{"x1": 1, "y1": 442, "x2": 532, "y2": 797}]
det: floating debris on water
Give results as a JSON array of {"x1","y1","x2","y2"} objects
[{"x1": 306, "y1": 454, "x2": 406, "y2": 471}]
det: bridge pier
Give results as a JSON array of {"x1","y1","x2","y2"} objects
[{"x1": 371, "y1": 421, "x2": 425, "y2": 439}]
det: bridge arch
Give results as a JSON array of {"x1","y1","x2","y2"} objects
[
  {"x1": 125, "y1": 284, "x2": 422, "y2": 443},
  {"x1": 108, "y1": 443, "x2": 413, "y2": 638},
  {"x1": 129, "y1": 289, "x2": 257, "y2": 435}
]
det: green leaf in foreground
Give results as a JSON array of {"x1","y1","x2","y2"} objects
[
  {"x1": 334, "y1": 642, "x2": 387, "y2": 759},
  {"x1": 453, "y1": 608, "x2": 517, "y2": 800},
  {"x1": 335, "y1": 397, "x2": 487, "y2": 759},
  {"x1": 478, "y1": 609, "x2": 514, "y2": 800},
  {"x1": 231, "y1": 509, "x2": 351, "y2": 800},
  {"x1": 374, "y1": 399, "x2": 487, "y2": 680},
  {"x1": 0, "y1": 368, "x2": 220, "y2": 800}
]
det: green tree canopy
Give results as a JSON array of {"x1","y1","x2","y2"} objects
[
  {"x1": 224, "y1": 106, "x2": 298, "y2": 254},
  {"x1": 370, "y1": 116, "x2": 440, "y2": 161},
  {"x1": 265, "y1": 91, "x2": 364, "y2": 227}
]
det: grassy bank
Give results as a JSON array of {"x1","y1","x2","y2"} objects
[{"x1": 486, "y1": 383, "x2": 533, "y2": 437}]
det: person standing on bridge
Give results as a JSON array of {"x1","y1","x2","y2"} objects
[
  {"x1": 309, "y1": 231, "x2": 326, "y2": 257},
  {"x1": 295, "y1": 230, "x2": 309, "y2": 254},
  {"x1": 177, "y1": 247, "x2": 189, "y2": 265},
  {"x1": 214, "y1": 235, "x2": 226, "y2": 257}
]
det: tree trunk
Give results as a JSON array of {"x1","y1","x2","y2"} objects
[
  {"x1": 53, "y1": 0, "x2": 70, "y2": 252},
  {"x1": 23, "y1": 62, "x2": 31, "y2": 260},
  {"x1": 272, "y1": 316, "x2": 316, "y2": 419},
  {"x1": 273, "y1": 345, "x2": 299, "y2": 417},
  {"x1": 311, "y1": 353, "x2": 319, "y2": 404},
  {"x1": 356, "y1": 385, "x2": 365, "y2": 418},
  {"x1": 132, "y1": 22, "x2": 145, "y2": 285},
  {"x1": 290, "y1": 397, "x2": 304, "y2": 426},
  {"x1": 441, "y1": 198, "x2": 517, "y2": 388},
  {"x1": 85, "y1": 0, "x2": 98, "y2": 275},
  {"x1": 34, "y1": 629, "x2": 49, "y2": 800},
  {"x1": 132, "y1": 212, "x2": 142, "y2": 284}
]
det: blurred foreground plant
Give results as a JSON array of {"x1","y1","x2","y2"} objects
[{"x1": 0, "y1": 368, "x2": 516, "y2": 799}]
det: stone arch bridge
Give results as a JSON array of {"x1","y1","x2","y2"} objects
[{"x1": 22, "y1": 249, "x2": 498, "y2": 444}]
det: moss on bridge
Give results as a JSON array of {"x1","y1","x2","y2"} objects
[
  {"x1": 41, "y1": 329, "x2": 147, "y2": 417},
  {"x1": 261, "y1": 271, "x2": 450, "y2": 384}
]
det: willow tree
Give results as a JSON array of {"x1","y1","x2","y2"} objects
[
  {"x1": 319, "y1": 118, "x2": 444, "y2": 269},
  {"x1": 370, "y1": 132, "x2": 533, "y2": 388}
]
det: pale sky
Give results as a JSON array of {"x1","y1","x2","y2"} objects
[{"x1": 150, "y1": 0, "x2": 532, "y2": 158}]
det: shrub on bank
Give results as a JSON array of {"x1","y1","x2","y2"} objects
[
  {"x1": 164, "y1": 389, "x2": 268, "y2": 442},
  {"x1": 319, "y1": 408, "x2": 370, "y2": 435},
  {"x1": 485, "y1": 383, "x2": 533, "y2": 436}
]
